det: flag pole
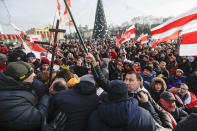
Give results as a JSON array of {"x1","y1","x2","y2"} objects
[{"x1": 63, "y1": 0, "x2": 98, "y2": 76}]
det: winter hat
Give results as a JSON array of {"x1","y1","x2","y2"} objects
[
  {"x1": 176, "y1": 69, "x2": 184, "y2": 74},
  {"x1": 0, "y1": 53, "x2": 7, "y2": 62},
  {"x1": 4, "y1": 61, "x2": 34, "y2": 81},
  {"x1": 41, "y1": 58, "x2": 50, "y2": 65},
  {"x1": 26, "y1": 52, "x2": 36, "y2": 60},
  {"x1": 80, "y1": 74, "x2": 95, "y2": 85},
  {"x1": 160, "y1": 91, "x2": 176, "y2": 101},
  {"x1": 144, "y1": 66, "x2": 153, "y2": 72},
  {"x1": 108, "y1": 80, "x2": 128, "y2": 100},
  {"x1": 41, "y1": 52, "x2": 47, "y2": 57},
  {"x1": 0, "y1": 45, "x2": 9, "y2": 55}
]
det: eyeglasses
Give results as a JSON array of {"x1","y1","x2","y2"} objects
[{"x1": 180, "y1": 88, "x2": 188, "y2": 91}]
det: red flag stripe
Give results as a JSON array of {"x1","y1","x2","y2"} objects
[
  {"x1": 151, "y1": 13, "x2": 197, "y2": 36},
  {"x1": 181, "y1": 31, "x2": 197, "y2": 45}
]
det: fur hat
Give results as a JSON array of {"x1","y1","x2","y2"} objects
[{"x1": 4, "y1": 61, "x2": 34, "y2": 81}]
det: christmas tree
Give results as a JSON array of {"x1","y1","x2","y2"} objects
[{"x1": 92, "y1": 0, "x2": 109, "y2": 40}]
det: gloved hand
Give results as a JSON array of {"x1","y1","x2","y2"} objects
[{"x1": 47, "y1": 112, "x2": 67, "y2": 131}]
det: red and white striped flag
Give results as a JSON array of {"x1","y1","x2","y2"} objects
[
  {"x1": 140, "y1": 34, "x2": 149, "y2": 44},
  {"x1": 57, "y1": 0, "x2": 62, "y2": 22},
  {"x1": 124, "y1": 25, "x2": 135, "y2": 41},
  {"x1": 151, "y1": 7, "x2": 197, "y2": 40},
  {"x1": 180, "y1": 30, "x2": 197, "y2": 56},
  {"x1": 151, "y1": 31, "x2": 180, "y2": 49},
  {"x1": 23, "y1": 41, "x2": 52, "y2": 60}
]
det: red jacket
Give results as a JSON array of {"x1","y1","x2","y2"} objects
[{"x1": 174, "y1": 92, "x2": 197, "y2": 108}]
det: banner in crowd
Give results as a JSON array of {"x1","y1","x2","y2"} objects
[
  {"x1": 0, "y1": 34, "x2": 23, "y2": 44},
  {"x1": 23, "y1": 41, "x2": 52, "y2": 60}
]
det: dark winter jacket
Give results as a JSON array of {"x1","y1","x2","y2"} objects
[
  {"x1": 0, "y1": 71, "x2": 50, "y2": 131},
  {"x1": 178, "y1": 59, "x2": 192, "y2": 76},
  {"x1": 173, "y1": 113, "x2": 197, "y2": 131},
  {"x1": 87, "y1": 97, "x2": 157, "y2": 131},
  {"x1": 71, "y1": 65, "x2": 88, "y2": 77},
  {"x1": 167, "y1": 75, "x2": 187, "y2": 89},
  {"x1": 49, "y1": 82, "x2": 99, "y2": 131},
  {"x1": 186, "y1": 74, "x2": 197, "y2": 96},
  {"x1": 170, "y1": 108, "x2": 188, "y2": 122}
]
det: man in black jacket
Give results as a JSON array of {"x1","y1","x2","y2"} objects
[
  {"x1": 48, "y1": 74, "x2": 99, "y2": 131},
  {"x1": 0, "y1": 61, "x2": 50, "y2": 131}
]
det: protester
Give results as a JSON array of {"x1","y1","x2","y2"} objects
[
  {"x1": 173, "y1": 83, "x2": 197, "y2": 113},
  {"x1": 149, "y1": 77, "x2": 167, "y2": 103},
  {"x1": 0, "y1": 61, "x2": 50, "y2": 131},
  {"x1": 87, "y1": 80, "x2": 158, "y2": 131},
  {"x1": 48, "y1": 74, "x2": 99, "y2": 131},
  {"x1": 159, "y1": 91, "x2": 188, "y2": 123}
]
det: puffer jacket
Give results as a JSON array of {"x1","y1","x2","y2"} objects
[
  {"x1": 87, "y1": 97, "x2": 157, "y2": 131},
  {"x1": 0, "y1": 71, "x2": 50, "y2": 131}
]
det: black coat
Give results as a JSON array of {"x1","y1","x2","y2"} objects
[
  {"x1": 187, "y1": 74, "x2": 197, "y2": 96},
  {"x1": 0, "y1": 71, "x2": 49, "y2": 131},
  {"x1": 87, "y1": 97, "x2": 157, "y2": 131},
  {"x1": 171, "y1": 108, "x2": 188, "y2": 122},
  {"x1": 49, "y1": 82, "x2": 99, "y2": 131},
  {"x1": 173, "y1": 113, "x2": 197, "y2": 131}
]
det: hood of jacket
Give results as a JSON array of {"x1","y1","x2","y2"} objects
[
  {"x1": 102, "y1": 58, "x2": 109, "y2": 69},
  {"x1": 150, "y1": 77, "x2": 167, "y2": 91},
  {"x1": 73, "y1": 81, "x2": 96, "y2": 95},
  {"x1": 0, "y1": 71, "x2": 33, "y2": 91},
  {"x1": 97, "y1": 98, "x2": 138, "y2": 128}
]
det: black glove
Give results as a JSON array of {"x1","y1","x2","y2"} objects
[{"x1": 47, "y1": 112, "x2": 67, "y2": 131}]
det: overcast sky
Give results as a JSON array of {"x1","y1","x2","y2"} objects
[{"x1": 0, "y1": 0, "x2": 196, "y2": 33}]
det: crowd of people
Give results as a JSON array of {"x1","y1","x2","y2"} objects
[{"x1": 0, "y1": 39, "x2": 197, "y2": 131}]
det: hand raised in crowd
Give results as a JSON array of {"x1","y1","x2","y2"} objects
[
  {"x1": 85, "y1": 53, "x2": 97, "y2": 67},
  {"x1": 137, "y1": 91, "x2": 149, "y2": 103},
  {"x1": 168, "y1": 87, "x2": 180, "y2": 93}
]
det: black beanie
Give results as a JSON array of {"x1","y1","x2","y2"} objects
[
  {"x1": 4, "y1": 61, "x2": 34, "y2": 81},
  {"x1": 144, "y1": 66, "x2": 153, "y2": 72},
  {"x1": 108, "y1": 80, "x2": 129, "y2": 100}
]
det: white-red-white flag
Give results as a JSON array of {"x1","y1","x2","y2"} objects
[
  {"x1": 180, "y1": 31, "x2": 197, "y2": 56},
  {"x1": 124, "y1": 25, "x2": 135, "y2": 41},
  {"x1": 151, "y1": 7, "x2": 197, "y2": 40},
  {"x1": 140, "y1": 34, "x2": 149, "y2": 44},
  {"x1": 23, "y1": 41, "x2": 52, "y2": 60}
]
